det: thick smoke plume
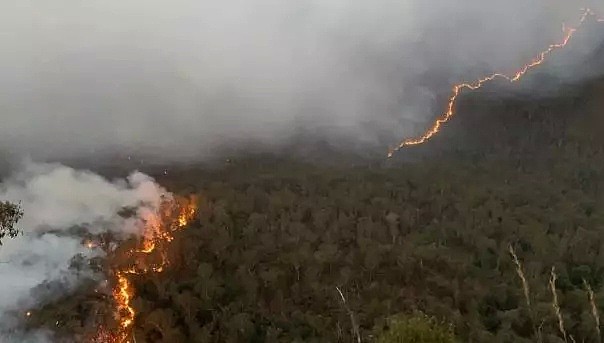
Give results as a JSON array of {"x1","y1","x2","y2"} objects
[
  {"x1": 0, "y1": 0, "x2": 603, "y2": 162},
  {"x1": 0, "y1": 161, "x2": 166, "y2": 341}
]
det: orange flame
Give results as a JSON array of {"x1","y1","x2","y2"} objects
[
  {"x1": 97, "y1": 195, "x2": 197, "y2": 342},
  {"x1": 114, "y1": 273, "x2": 134, "y2": 336},
  {"x1": 388, "y1": 9, "x2": 603, "y2": 158}
]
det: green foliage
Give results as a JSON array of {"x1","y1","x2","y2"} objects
[
  {"x1": 375, "y1": 313, "x2": 456, "y2": 343},
  {"x1": 34, "y1": 78, "x2": 604, "y2": 342},
  {"x1": 0, "y1": 200, "x2": 23, "y2": 245}
]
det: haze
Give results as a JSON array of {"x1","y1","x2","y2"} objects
[{"x1": 1, "y1": 0, "x2": 603, "y2": 162}]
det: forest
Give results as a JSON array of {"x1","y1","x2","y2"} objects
[{"x1": 19, "y1": 77, "x2": 604, "y2": 342}]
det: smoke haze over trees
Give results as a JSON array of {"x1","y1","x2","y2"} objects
[
  {"x1": 0, "y1": 162, "x2": 169, "y2": 340},
  {"x1": 2, "y1": 1, "x2": 604, "y2": 342},
  {"x1": 20, "y1": 75, "x2": 604, "y2": 342},
  {"x1": 0, "y1": 0, "x2": 603, "y2": 162}
]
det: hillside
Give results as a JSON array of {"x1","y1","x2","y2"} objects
[{"x1": 26, "y1": 74, "x2": 604, "y2": 342}]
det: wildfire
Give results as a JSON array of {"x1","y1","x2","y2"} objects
[
  {"x1": 114, "y1": 273, "x2": 134, "y2": 333},
  {"x1": 388, "y1": 8, "x2": 604, "y2": 158},
  {"x1": 96, "y1": 195, "x2": 197, "y2": 343},
  {"x1": 179, "y1": 204, "x2": 196, "y2": 227}
]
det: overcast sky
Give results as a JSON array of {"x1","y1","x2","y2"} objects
[{"x1": 1, "y1": 0, "x2": 603, "y2": 162}]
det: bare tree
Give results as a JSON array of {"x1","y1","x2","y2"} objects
[{"x1": 336, "y1": 286, "x2": 361, "y2": 343}]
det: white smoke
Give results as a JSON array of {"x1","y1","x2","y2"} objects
[{"x1": 0, "y1": 161, "x2": 167, "y2": 341}]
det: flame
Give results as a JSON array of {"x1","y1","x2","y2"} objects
[
  {"x1": 139, "y1": 240, "x2": 155, "y2": 254},
  {"x1": 96, "y1": 195, "x2": 197, "y2": 342},
  {"x1": 388, "y1": 9, "x2": 604, "y2": 158},
  {"x1": 179, "y1": 200, "x2": 197, "y2": 227},
  {"x1": 115, "y1": 273, "x2": 134, "y2": 330}
]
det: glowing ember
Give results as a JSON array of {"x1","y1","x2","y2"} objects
[
  {"x1": 139, "y1": 240, "x2": 155, "y2": 254},
  {"x1": 388, "y1": 8, "x2": 604, "y2": 157},
  {"x1": 96, "y1": 195, "x2": 197, "y2": 342}
]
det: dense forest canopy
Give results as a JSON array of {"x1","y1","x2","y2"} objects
[{"x1": 22, "y1": 77, "x2": 604, "y2": 342}]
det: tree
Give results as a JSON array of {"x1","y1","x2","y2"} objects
[
  {"x1": 0, "y1": 201, "x2": 23, "y2": 245},
  {"x1": 375, "y1": 313, "x2": 457, "y2": 343}
]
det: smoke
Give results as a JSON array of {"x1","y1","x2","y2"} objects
[
  {"x1": 0, "y1": 161, "x2": 166, "y2": 341},
  {"x1": 0, "y1": 0, "x2": 603, "y2": 161},
  {"x1": 0, "y1": 3, "x2": 602, "y2": 340}
]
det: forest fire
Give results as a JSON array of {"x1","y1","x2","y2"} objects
[
  {"x1": 115, "y1": 273, "x2": 135, "y2": 331},
  {"x1": 388, "y1": 8, "x2": 604, "y2": 157},
  {"x1": 93, "y1": 195, "x2": 197, "y2": 343}
]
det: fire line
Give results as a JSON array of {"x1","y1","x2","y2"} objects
[
  {"x1": 92, "y1": 195, "x2": 197, "y2": 343},
  {"x1": 388, "y1": 8, "x2": 603, "y2": 158}
]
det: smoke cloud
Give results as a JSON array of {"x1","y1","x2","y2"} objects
[
  {"x1": 0, "y1": 161, "x2": 166, "y2": 340},
  {"x1": 0, "y1": 0, "x2": 603, "y2": 161}
]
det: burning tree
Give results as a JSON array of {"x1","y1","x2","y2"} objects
[{"x1": 0, "y1": 200, "x2": 23, "y2": 245}]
